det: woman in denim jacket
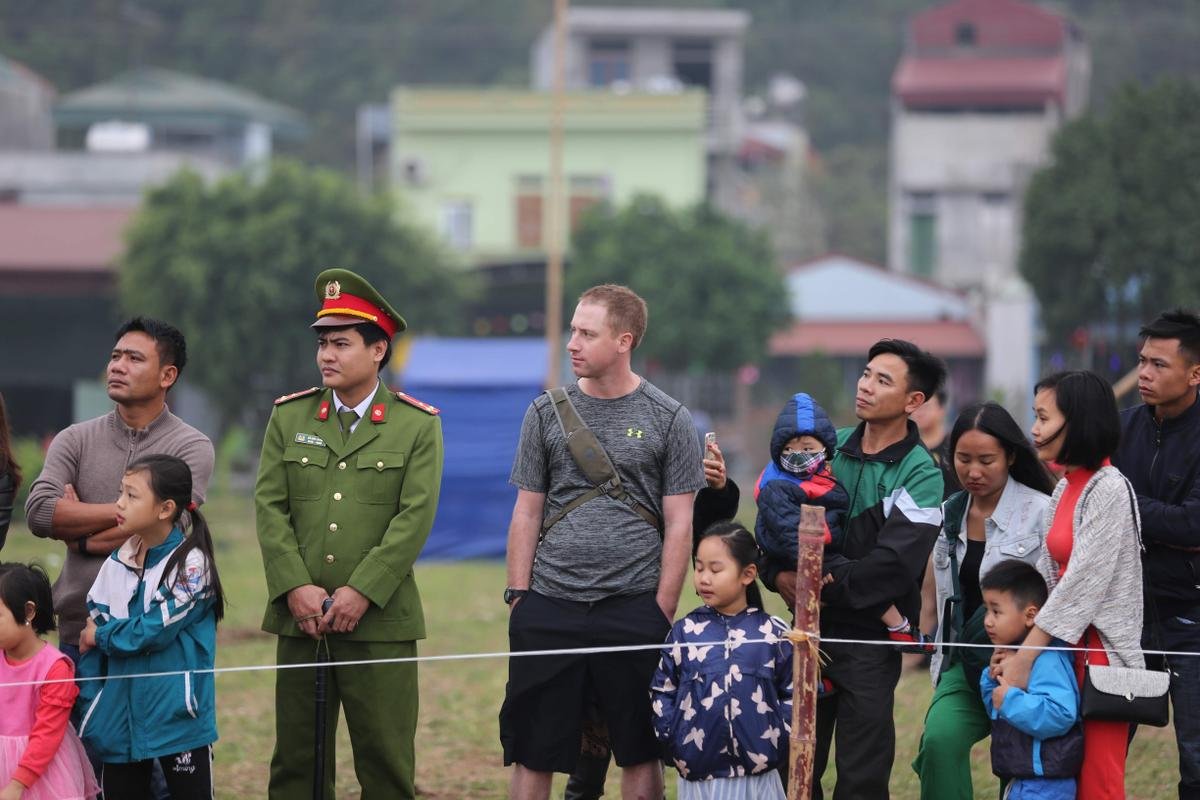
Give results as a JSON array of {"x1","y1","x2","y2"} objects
[{"x1": 912, "y1": 402, "x2": 1057, "y2": 799}]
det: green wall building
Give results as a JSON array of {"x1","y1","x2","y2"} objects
[{"x1": 391, "y1": 88, "x2": 707, "y2": 263}]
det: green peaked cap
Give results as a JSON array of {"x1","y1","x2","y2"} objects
[{"x1": 311, "y1": 267, "x2": 406, "y2": 338}]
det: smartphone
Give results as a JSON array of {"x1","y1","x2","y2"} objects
[
  {"x1": 704, "y1": 432, "x2": 717, "y2": 449},
  {"x1": 322, "y1": 597, "x2": 334, "y2": 615}
]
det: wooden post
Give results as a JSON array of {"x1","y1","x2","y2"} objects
[
  {"x1": 788, "y1": 504, "x2": 826, "y2": 800},
  {"x1": 544, "y1": 0, "x2": 568, "y2": 389}
]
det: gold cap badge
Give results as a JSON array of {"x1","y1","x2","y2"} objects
[{"x1": 324, "y1": 280, "x2": 341, "y2": 300}]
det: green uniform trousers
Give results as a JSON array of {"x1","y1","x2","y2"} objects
[
  {"x1": 911, "y1": 662, "x2": 992, "y2": 800},
  {"x1": 269, "y1": 636, "x2": 418, "y2": 800}
]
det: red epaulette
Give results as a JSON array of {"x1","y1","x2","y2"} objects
[
  {"x1": 274, "y1": 387, "x2": 321, "y2": 406},
  {"x1": 393, "y1": 390, "x2": 440, "y2": 416}
]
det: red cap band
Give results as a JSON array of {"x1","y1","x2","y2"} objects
[{"x1": 316, "y1": 292, "x2": 398, "y2": 339}]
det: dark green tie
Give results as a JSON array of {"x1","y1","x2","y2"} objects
[{"x1": 337, "y1": 409, "x2": 359, "y2": 443}]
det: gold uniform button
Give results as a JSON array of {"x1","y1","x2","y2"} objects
[
  {"x1": 301, "y1": 456, "x2": 309, "y2": 464},
  {"x1": 376, "y1": 460, "x2": 384, "y2": 469},
  {"x1": 338, "y1": 461, "x2": 347, "y2": 470},
  {"x1": 329, "y1": 523, "x2": 338, "y2": 532},
  {"x1": 333, "y1": 492, "x2": 343, "y2": 501},
  {"x1": 325, "y1": 554, "x2": 335, "y2": 564}
]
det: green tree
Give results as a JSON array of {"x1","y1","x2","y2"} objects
[
  {"x1": 810, "y1": 143, "x2": 888, "y2": 265},
  {"x1": 566, "y1": 194, "x2": 790, "y2": 372},
  {"x1": 1020, "y1": 79, "x2": 1200, "y2": 356},
  {"x1": 120, "y1": 160, "x2": 474, "y2": 433}
]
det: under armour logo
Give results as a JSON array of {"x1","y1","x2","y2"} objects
[{"x1": 627, "y1": 428, "x2": 643, "y2": 439}]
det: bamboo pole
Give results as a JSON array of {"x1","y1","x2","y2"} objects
[
  {"x1": 787, "y1": 504, "x2": 826, "y2": 800},
  {"x1": 544, "y1": 0, "x2": 567, "y2": 389}
]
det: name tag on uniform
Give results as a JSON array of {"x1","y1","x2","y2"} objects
[{"x1": 294, "y1": 433, "x2": 327, "y2": 447}]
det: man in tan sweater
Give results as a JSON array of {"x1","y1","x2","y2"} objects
[{"x1": 24, "y1": 317, "x2": 214, "y2": 658}]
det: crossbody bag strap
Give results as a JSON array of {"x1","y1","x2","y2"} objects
[
  {"x1": 942, "y1": 492, "x2": 970, "y2": 653},
  {"x1": 539, "y1": 388, "x2": 663, "y2": 537},
  {"x1": 1123, "y1": 475, "x2": 1169, "y2": 670}
]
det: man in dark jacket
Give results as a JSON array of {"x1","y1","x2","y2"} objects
[
  {"x1": 1113, "y1": 308, "x2": 1200, "y2": 800},
  {"x1": 774, "y1": 338, "x2": 945, "y2": 799}
]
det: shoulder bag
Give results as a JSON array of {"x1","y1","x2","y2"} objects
[{"x1": 1079, "y1": 478, "x2": 1170, "y2": 726}]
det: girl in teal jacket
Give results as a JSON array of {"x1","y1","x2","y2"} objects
[{"x1": 77, "y1": 454, "x2": 225, "y2": 799}]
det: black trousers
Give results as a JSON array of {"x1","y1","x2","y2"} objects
[
  {"x1": 102, "y1": 745, "x2": 213, "y2": 800},
  {"x1": 812, "y1": 639, "x2": 902, "y2": 800}
]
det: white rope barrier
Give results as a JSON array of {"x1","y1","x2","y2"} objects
[{"x1": 1, "y1": 634, "x2": 1193, "y2": 690}]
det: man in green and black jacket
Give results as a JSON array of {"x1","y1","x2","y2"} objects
[{"x1": 774, "y1": 338, "x2": 945, "y2": 799}]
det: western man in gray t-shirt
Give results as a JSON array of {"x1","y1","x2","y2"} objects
[{"x1": 500, "y1": 284, "x2": 704, "y2": 800}]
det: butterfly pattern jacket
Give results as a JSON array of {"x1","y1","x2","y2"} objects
[{"x1": 649, "y1": 605, "x2": 794, "y2": 781}]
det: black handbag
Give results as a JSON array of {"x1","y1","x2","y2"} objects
[
  {"x1": 1078, "y1": 480, "x2": 1171, "y2": 727},
  {"x1": 1080, "y1": 631, "x2": 1170, "y2": 726}
]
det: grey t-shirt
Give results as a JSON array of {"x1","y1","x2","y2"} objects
[{"x1": 510, "y1": 380, "x2": 705, "y2": 601}]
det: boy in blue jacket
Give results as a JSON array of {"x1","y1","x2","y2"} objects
[{"x1": 980, "y1": 560, "x2": 1082, "y2": 800}]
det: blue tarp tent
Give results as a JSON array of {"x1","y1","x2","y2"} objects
[{"x1": 401, "y1": 337, "x2": 548, "y2": 559}]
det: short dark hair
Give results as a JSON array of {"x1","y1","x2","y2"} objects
[
  {"x1": 949, "y1": 401, "x2": 1056, "y2": 495},
  {"x1": 980, "y1": 559, "x2": 1048, "y2": 611},
  {"x1": 1034, "y1": 370, "x2": 1121, "y2": 470},
  {"x1": 321, "y1": 323, "x2": 393, "y2": 373},
  {"x1": 114, "y1": 317, "x2": 188, "y2": 386},
  {"x1": 1139, "y1": 308, "x2": 1200, "y2": 364},
  {"x1": 0, "y1": 562, "x2": 56, "y2": 634},
  {"x1": 867, "y1": 338, "x2": 947, "y2": 402}
]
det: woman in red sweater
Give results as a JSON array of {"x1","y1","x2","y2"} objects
[{"x1": 993, "y1": 370, "x2": 1145, "y2": 799}]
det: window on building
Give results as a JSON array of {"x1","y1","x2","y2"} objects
[
  {"x1": 672, "y1": 39, "x2": 713, "y2": 90},
  {"x1": 909, "y1": 192, "x2": 937, "y2": 278},
  {"x1": 568, "y1": 175, "x2": 611, "y2": 231},
  {"x1": 439, "y1": 200, "x2": 473, "y2": 251},
  {"x1": 515, "y1": 175, "x2": 544, "y2": 249},
  {"x1": 587, "y1": 39, "x2": 631, "y2": 87},
  {"x1": 955, "y1": 22, "x2": 977, "y2": 47}
]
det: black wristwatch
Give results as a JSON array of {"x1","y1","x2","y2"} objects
[{"x1": 503, "y1": 587, "x2": 528, "y2": 605}]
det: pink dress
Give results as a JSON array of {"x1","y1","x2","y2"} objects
[{"x1": 0, "y1": 644, "x2": 99, "y2": 800}]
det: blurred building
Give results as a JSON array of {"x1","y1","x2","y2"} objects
[
  {"x1": 0, "y1": 62, "x2": 303, "y2": 436},
  {"x1": 768, "y1": 253, "x2": 985, "y2": 413},
  {"x1": 0, "y1": 206, "x2": 133, "y2": 435},
  {"x1": 390, "y1": 87, "x2": 706, "y2": 335},
  {"x1": 0, "y1": 55, "x2": 55, "y2": 151},
  {"x1": 530, "y1": 5, "x2": 748, "y2": 208},
  {"x1": 0, "y1": 151, "x2": 228, "y2": 206},
  {"x1": 54, "y1": 67, "x2": 307, "y2": 168},
  {"x1": 888, "y1": 0, "x2": 1089, "y2": 410}
]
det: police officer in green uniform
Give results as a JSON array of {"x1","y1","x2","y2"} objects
[{"x1": 255, "y1": 268, "x2": 443, "y2": 799}]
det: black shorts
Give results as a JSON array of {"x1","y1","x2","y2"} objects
[{"x1": 499, "y1": 590, "x2": 671, "y2": 773}]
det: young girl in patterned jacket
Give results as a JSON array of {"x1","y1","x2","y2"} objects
[{"x1": 650, "y1": 521, "x2": 793, "y2": 800}]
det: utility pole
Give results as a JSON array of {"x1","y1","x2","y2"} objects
[
  {"x1": 544, "y1": 0, "x2": 568, "y2": 389},
  {"x1": 787, "y1": 504, "x2": 826, "y2": 799}
]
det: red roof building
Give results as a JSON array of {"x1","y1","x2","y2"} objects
[
  {"x1": 0, "y1": 205, "x2": 132, "y2": 294},
  {"x1": 893, "y1": 0, "x2": 1086, "y2": 112},
  {"x1": 887, "y1": 0, "x2": 1086, "y2": 417}
]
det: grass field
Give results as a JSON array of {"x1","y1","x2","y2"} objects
[{"x1": 2, "y1": 488, "x2": 1181, "y2": 799}]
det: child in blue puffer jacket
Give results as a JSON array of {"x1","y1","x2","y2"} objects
[
  {"x1": 980, "y1": 560, "x2": 1082, "y2": 800},
  {"x1": 650, "y1": 521, "x2": 793, "y2": 799},
  {"x1": 755, "y1": 392, "x2": 927, "y2": 647},
  {"x1": 76, "y1": 455, "x2": 225, "y2": 800}
]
